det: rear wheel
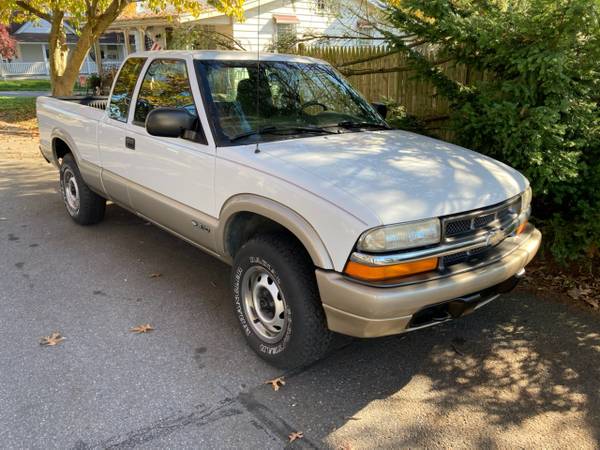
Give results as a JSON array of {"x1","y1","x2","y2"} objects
[
  {"x1": 59, "y1": 154, "x2": 106, "y2": 225},
  {"x1": 231, "y1": 233, "x2": 333, "y2": 368}
]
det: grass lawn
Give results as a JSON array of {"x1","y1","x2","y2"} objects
[
  {"x1": 0, "y1": 79, "x2": 87, "y2": 92},
  {"x1": 0, "y1": 79, "x2": 51, "y2": 92},
  {"x1": 0, "y1": 96, "x2": 37, "y2": 123}
]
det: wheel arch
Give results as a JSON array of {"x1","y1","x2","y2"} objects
[
  {"x1": 51, "y1": 129, "x2": 81, "y2": 166},
  {"x1": 217, "y1": 194, "x2": 334, "y2": 270}
]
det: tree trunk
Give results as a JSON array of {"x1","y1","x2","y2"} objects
[
  {"x1": 45, "y1": 0, "x2": 132, "y2": 96},
  {"x1": 49, "y1": 25, "x2": 95, "y2": 96},
  {"x1": 48, "y1": 12, "x2": 70, "y2": 96}
]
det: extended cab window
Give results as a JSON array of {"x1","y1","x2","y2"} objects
[
  {"x1": 108, "y1": 57, "x2": 146, "y2": 122},
  {"x1": 133, "y1": 59, "x2": 197, "y2": 126}
]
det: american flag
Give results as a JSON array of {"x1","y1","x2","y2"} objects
[{"x1": 150, "y1": 41, "x2": 162, "y2": 51}]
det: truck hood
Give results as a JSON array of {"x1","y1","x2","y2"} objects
[{"x1": 259, "y1": 129, "x2": 528, "y2": 225}]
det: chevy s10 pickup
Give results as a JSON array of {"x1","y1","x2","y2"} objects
[{"x1": 37, "y1": 51, "x2": 541, "y2": 368}]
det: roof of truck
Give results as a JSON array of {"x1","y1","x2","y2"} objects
[{"x1": 127, "y1": 50, "x2": 326, "y2": 64}]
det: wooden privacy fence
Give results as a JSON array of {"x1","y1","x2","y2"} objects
[{"x1": 298, "y1": 45, "x2": 476, "y2": 140}]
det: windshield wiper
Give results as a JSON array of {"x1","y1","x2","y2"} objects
[
  {"x1": 230, "y1": 125, "x2": 337, "y2": 142},
  {"x1": 336, "y1": 121, "x2": 390, "y2": 130}
]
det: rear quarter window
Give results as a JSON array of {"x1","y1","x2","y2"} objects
[{"x1": 108, "y1": 57, "x2": 146, "y2": 122}]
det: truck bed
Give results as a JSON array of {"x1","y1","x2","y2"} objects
[
  {"x1": 37, "y1": 95, "x2": 109, "y2": 166},
  {"x1": 52, "y1": 96, "x2": 109, "y2": 110}
]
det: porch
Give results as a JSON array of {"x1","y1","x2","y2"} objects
[{"x1": 0, "y1": 60, "x2": 123, "y2": 79}]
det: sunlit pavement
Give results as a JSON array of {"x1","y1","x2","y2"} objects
[{"x1": 1, "y1": 138, "x2": 599, "y2": 449}]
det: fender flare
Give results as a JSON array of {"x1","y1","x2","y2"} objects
[
  {"x1": 217, "y1": 194, "x2": 334, "y2": 270},
  {"x1": 50, "y1": 128, "x2": 81, "y2": 166}
]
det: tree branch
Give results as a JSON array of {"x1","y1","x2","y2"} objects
[
  {"x1": 340, "y1": 57, "x2": 454, "y2": 77},
  {"x1": 335, "y1": 41, "x2": 429, "y2": 68},
  {"x1": 15, "y1": 1, "x2": 52, "y2": 22},
  {"x1": 63, "y1": 0, "x2": 132, "y2": 80},
  {"x1": 297, "y1": 33, "x2": 388, "y2": 43}
]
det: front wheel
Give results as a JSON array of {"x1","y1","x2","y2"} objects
[
  {"x1": 59, "y1": 154, "x2": 106, "y2": 225},
  {"x1": 231, "y1": 234, "x2": 333, "y2": 368}
]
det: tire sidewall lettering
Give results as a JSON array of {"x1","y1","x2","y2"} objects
[{"x1": 233, "y1": 255, "x2": 293, "y2": 356}]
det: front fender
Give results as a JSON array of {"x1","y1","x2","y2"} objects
[{"x1": 217, "y1": 194, "x2": 334, "y2": 270}]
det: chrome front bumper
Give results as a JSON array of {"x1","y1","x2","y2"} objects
[{"x1": 317, "y1": 225, "x2": 541, "y2": 338}]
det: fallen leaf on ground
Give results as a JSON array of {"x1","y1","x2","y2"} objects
[
  {"x1": 288, "y1": 431, "x2": 304, "y2": 442},
  {"x1": 584, "y1": 297, "x2": 599, "y2": 309},
  {"x1": 130, "y1": 324, "x2": 154, "y2": 333},
  {"x1": 265, "y1": 376, "x2": 285, "y2": 391},
  {"x1": 149, "y1": 273, "x2": 162, "y2": 278},
  {"x1": 40, "y1": 332, "x2": 65, "y2": 346}
]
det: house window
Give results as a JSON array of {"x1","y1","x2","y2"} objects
[
  {"x1": 275, "y1": 22, "x2": 297, "y2": 51},
  {"x1": 316, "y1": 0, "x2": 326, "y2": 13},
  {"x1": 357, "y1": 19, "x2": 374, "y2": 46}
]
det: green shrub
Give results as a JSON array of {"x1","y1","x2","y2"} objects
[
  {"x1": 385, "y1": 0, "x2": 600, "y2": 264},
  {"x1": 381, "y1": 99, "x2": 429, "y2": 135}
]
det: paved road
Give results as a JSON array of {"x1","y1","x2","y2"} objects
[{"x1": 1, "y1": 147, "x2": 599, "y2": 448}]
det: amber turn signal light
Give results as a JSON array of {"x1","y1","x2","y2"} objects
[
  {"x1": 516, "y1": 220, "x2": 528, "y2": 235},
  {"x1": 344, "y1": 257, "x2": 438, "y2": 282}
]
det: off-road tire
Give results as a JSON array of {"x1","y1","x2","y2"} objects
[
  {"x1": 231, "y1": 233, "x2": 333, "y2": 368},
  {"x1": 59, "y1": 153, "x2": 106, "y2": 225}
]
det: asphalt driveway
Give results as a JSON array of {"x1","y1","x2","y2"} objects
[{"x1": 1, "y1": 134, "x2": 599, "y2": 449}]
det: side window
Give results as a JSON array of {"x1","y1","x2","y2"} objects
[
  {"x1": 108, "y1": 57, "x2": 146, "y2": 122},
  {"x1": 133, "y1": 59, "x2": 197, "y2": 126}
]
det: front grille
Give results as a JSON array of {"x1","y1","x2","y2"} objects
[
  {"x1": 442, "y1": 245, "x2": 489, "y2": 267},
  {"x1": 441, "y1": 196, "x2": 521, "y2": 268},
  {"x1": 445, "y1": 218, "x2": 471, "y2": 235}
]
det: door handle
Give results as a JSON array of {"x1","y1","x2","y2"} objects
[{"x1": 125, "y1": 136, "x2": 135, "y2": 150}]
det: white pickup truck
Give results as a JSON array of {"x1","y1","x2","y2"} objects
[{"x1": 37, "y1": 50, "x2": 541, "y2": 368}]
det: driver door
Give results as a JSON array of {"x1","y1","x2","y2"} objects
[{"x1": 119, "y1": 58, "x2": 217, "y2": 249}]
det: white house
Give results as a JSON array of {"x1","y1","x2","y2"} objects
[
  {"x1": 2, "y1": 20, "x2": 130, "y2": 79},
  {"x1": 1, "y1": 0, "x2": 383, "y2": 79},
  {"x1": 107, "y1": 0, "x2": 383, "y2": 52}
]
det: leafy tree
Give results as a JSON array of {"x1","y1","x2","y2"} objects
[
  {"x1": 170, "y1": 23, "x2": 246, "y2": 51},
  {"x1": 0, "y1": 24, "x2": 16, "y2": 59},
  {"x1": 0, "y1": 0, "x2": 245, "y2": 96},
  {"x1": 382, "y1": 0, "x2": 600, "y2": 264}
]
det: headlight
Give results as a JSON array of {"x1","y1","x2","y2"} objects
[
  {"x1": 357, "y1": 218, "x2": 441, "y2": 253},
  {"x1": 521, "y1": 186, "x2": 532, "y2": 212}
]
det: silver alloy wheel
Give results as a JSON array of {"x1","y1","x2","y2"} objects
[
  {"x1": 62, "y1": 167, "x2": 80, "y2": 216},
  {"x1": 241, "y1": 266, "x2": 288, "y2": 343}
]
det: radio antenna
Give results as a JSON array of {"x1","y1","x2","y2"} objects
[{"x1": 255, "y1": 0, "x2": 261, "y2": 154}]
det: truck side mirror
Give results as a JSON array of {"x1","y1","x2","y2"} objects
[
  {"x1": 371, "y1": 103, "x2": 388, "y2": 119},
  {"x1": 146, "y1": 108, "x2": 196, "y2": 138}
]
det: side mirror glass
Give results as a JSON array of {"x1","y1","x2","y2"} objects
[{"x1": 146, "y1": 108, "x2": 196, "y2": 138}]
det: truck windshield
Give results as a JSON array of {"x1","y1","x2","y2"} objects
[{"x1": 195, "y1": 60, "x2": 387, "y2": 145}]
